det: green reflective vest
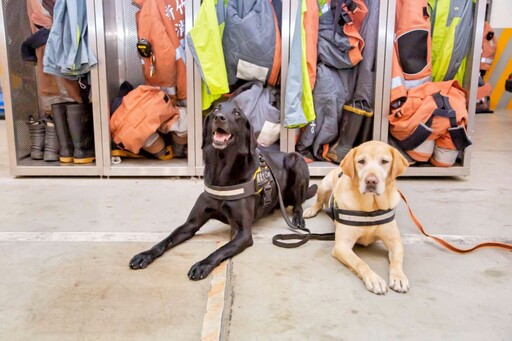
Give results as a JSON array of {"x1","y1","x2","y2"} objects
[
  {"x1": 187, "y1": 0, "x2": 229, "y2": 110},
  {"x1": 429, "y1": 0, "x2": 475, "y2": 84}
]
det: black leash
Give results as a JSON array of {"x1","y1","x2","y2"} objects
[{"x1": 263, "y1": 155, "x2": 335, "y2": 248}]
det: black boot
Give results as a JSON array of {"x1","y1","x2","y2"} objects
[
  {"x1": 326, "y1": 101, "x2": 373, "y2": 164},
  {"x1": 66, "y1": 103, "x2": 95, "y2": 164},
  {"x1": 51, "y1": 103, "x2": 75, "y2": 163},
  {"x1": 25, "y1": 115, "x2": 45, "y2": 160},
  {"x1": 43, "y1": 116, "x2": 60, "y2": 162}
]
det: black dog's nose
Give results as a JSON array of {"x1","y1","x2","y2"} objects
[{"x1": 214, "y1": 113, "x2": 226, "y2": 122}]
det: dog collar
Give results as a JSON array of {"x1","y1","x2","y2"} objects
[{"x1": 326, "y1": 195, "x2": 396, "y2": 226}]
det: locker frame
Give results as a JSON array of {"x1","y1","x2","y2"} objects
[
  {"x1": 192, "y1": 0, "x2": 294, "y2": 177},
  {"x1": 95, "y1": 0, "x2": 196, "y2": 177},
  {"x1": 285, "y1": 0, "x2": 389, "y2": 177},
  {"x1": 379, "y1": 0, "x2": 486, "y2": 176},
  {"x1": 0, "y1": 0, "x2": 104, "y2": 177}
]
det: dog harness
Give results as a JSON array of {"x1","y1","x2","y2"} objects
[
  {"x1": 272, "y1": 170, "x2": 398, "y2": 249},
  {"x1": 324, "y1": 170, "x2": 396, "y2": 226},
  {"x1": 203, "y1": 155, "x2": 273, "y2": 207},
  {"x1": 326, "y1": 194, "x2": 396, "y2": 226}
]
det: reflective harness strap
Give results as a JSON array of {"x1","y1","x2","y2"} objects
[
  {"x1": 272, "y1": 198, "x2": 396, "y2": 249},
  {"x1": 204, "y1": 179, "x2": 256, "y2": 200},
  {"x1": 327, "y1": 193, "x2": 396, "y2": 226},
  {"x1": 203, "y1": 155, "x2": 273, "y2": 207}
]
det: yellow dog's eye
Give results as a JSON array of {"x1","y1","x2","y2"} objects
[
  {"x1": 358, "y1": 159, "x2": 365, "y2": 165},
  {"x1": 381, "y1": 159, "x2": 390, "y2": 165}
]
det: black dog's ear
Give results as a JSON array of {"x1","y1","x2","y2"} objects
[
  {"x1": 201, "y1": 113, "x2": 213, "y2": 150},
  {"x1": 240, "y1": 117, "x2": 258, "y2": 155}
]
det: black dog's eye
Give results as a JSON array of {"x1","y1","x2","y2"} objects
[
  {"x1": 381, "y1": 159, "x2": 390, "y2": 165},
  {"x1": 357, "y1": 159, "x2": 365, "y2": 165},
  {"x1": 234, "y1": 110, "x2": 241, "y2": 117}
]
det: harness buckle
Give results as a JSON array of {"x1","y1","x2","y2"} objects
[
  {"x1": 262, "y1": 182, "x2": 272, "y2": 207},
  {"x1": 256, "y1": 154, "x2": 274, "y2": 208}
]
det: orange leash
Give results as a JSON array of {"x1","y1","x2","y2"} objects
[{"x1": 398, "y1": 190, "x2": 512, "y2": 253}]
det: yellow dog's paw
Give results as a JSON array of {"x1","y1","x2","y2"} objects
[
  {"x1": 362, "y1": 272, "x2": 388, "y2": 295},
  {"x1": 303, "y1": 206, "x2": 320, "y2": 218},
  {"x1": 389, "y1": 272, "x2": 410, "y2": 293}
]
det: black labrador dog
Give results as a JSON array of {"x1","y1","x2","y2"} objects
[{"x1": 129, "y1": 102, "x2": 317, "y2": 280}]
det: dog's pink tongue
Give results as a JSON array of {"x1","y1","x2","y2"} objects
[{"x1": 214, "y1": 131, "x2": 231, "y2": 143}]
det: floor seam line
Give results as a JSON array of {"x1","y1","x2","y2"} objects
[
  {"x1": 0, "y1": 232, "x2": 510, "y2": 245},
  {"x1": 201, "y1": 241, "x2": 229, "y2": 341}
]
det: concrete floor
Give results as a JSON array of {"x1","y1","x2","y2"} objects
[{"x1": 0, "y1": 110, "x2": 511, "y2": 340}]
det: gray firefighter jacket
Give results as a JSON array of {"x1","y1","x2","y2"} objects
[
  {"x1": 222, "y1": 0, "x2": 280, "y2": 87},
  {"x1": 43, "y1": 0, "x2": 97, "y2": 80}
]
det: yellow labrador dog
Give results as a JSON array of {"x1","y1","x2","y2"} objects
[{"x1": 304, "y1": 141, "x2": 409, "y2": 294}]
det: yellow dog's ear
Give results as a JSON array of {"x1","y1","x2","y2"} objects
[
  {"x1": 340, "y1": 147, "x2": 357, "y2": 179},
  {"x1": 390, "y1": 147, "x2": 409, "y2": 179}
]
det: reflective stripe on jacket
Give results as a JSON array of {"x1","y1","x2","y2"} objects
[
  {"x1": 390, "y1": 0, "x2": 432, "y2": 105},
  {"x1": 480, "y1": 21, "x2": 496, "y2": 71},
  {"x1": 284, "y1": 0, "x2": 318, "y2": 128}
]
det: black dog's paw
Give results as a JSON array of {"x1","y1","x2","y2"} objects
[
  {"x1": 188, "y1": 260, "x2": 215, "y2": 280},
  {"x1": 129, "y1": 251, "x2": 155, "y2": 270},
  {"x1": 292, "y1": 214, "x2": 306, "y2": 229}
]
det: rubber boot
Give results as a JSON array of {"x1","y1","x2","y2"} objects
[
  {"x1": 171, "y1": 132, "x2": 187, "y2": 158},
  {"x1": 326, "y1": 101, "x2": 373, "y2": 164},
  {"x1": 25, "y1": 116, "x2": 45, "y2": 160},
  {"x1": 111, "y1": 143, "x2": 145, "y2": 159},
  {"x1": 43, "y1": 116, "x2": 60, "y2": 162},
  {"x1": 51, "y1": 103, "x2": 74, "y2": 163},
  {"x1": 143, "y1": 133, "x2": 173, "y2": 160},
  {"x1": 66, "y1": 103, "x2": 95, "y2": 164}
]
